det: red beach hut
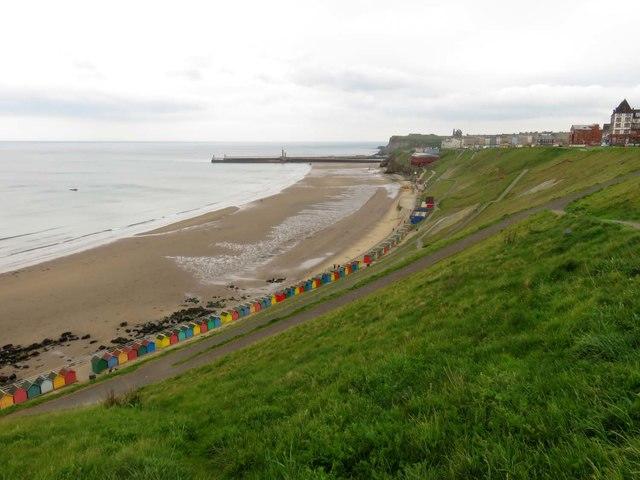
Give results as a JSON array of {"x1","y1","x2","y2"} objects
[
  {"x1": 6, "y1": 385, "x2": 28, "y2": 405},
  {"x1": 59, "y1": 368, "x2": 77, "y2": 386},
  {"x1": 199, "y1": 319, "x2": 208, "y2": 334},
  {"x1": 124, "y1": 346, "x2": 138, "y2": 361},
  {"x1": 168, "y1": 331, "x2": 179, "y2": 345}
]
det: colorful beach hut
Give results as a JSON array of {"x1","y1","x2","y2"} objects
[
  {"x1": 102, "y1": 352, "x2": 118, "y2": 370},
  {"x1": 0, "y1": 389, "x2": 14, "y2": 410},
  {"x1": 156, "y1": 334, "x2": 171, "y2": 348},
  {"x1": 229, "y1": 309, "x2": 238, "y2": 321},
  {"x1": 92, "y1": 355, "x2": 108, "y2": 374},
  {"x1": 221, "y1": 311, "x2": 233, "y2": 324},
  {"x1": 168, "y1": 331, "x2": 179, "y2": 345},
  {"x1": 142, "y1": 339, "x2": 156, "y2": 354},
  {"x1": 189, "y1": 322, "x2": 201, "y2": 335},
  {"x1": 59, "y1": 368, "x2": 77, "y2": 386},
  {"x1": 179, "y1": 325, "x2": 192, "y2": 340},
  {"x1": 7, "y1": 384, "x2": 28, "y2": 404},
  {"x1": 22, "y1": 380, "x2": 41, "y2": 399},
  {"x1": 363, "y1": 253, "x2": 372, "y2": 265},
  {"x1": 114, "y1": 349, "x2": 129, "y2": 366},
  {"x1": 133, "y1": 342, "x2": 148, "y2": 357},
  {"x1": 35, "y1": 376, "x2": 53, "y2": 395},
  {"x1": 124, "y1": 345, "x2": 138, "y2": 361},
  {"x1": 209, "y1": 316, "x2": 221, "y2": 329},
  {"x1": 48, "y1": 371, "x2": 66, "y2": 390},
  {"x1": 198, "y1": 319, "x2": 208, "y2": 334}
]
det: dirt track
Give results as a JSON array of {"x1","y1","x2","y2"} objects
[{"x1": 8, "y1": 171, "x2": 640, "y2": 418}]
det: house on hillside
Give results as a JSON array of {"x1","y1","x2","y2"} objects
[
  {"x1": 441, "y1": 137, "x2": 463, "y2": 149},
  {"x1": 569, "y1": 124, "x2": 602, "y2": 146},
  {"x1": 610, "y1": 99, "x2": 640, "y2": 146}
]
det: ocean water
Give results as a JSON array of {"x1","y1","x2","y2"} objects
[{"x1": 0, "y1": 141, "x2": 379, "y2": 274}]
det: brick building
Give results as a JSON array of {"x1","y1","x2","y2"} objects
[{"x1": 569, "y1": 124, "x2": 602, "y2": 146}]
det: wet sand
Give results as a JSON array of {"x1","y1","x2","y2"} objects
[{"x1": 0, "y1": 164, "x2": 412, "y2": 379}]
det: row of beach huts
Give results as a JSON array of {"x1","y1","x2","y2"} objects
[
  {"x1": 1, "y1": 194, "x2": 436, "y2": 411},
  {"x1": 0, "y1": 368, "x2": 77, "y2": 410}
]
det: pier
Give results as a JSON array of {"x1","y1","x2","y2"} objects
[{"x1": 211, "y1": 149, "x2": 386, "y2": 164}]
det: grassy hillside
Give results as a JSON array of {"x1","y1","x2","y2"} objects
[
  {"x1": 568, "y1": 175, "x2": 640, "y2": 222},
  {"x1": 384, "y1": 133, "x2": 443, "y2": 152},
  {"x1": 419, "y1": 147, "x2": 640, "y2": 242},
  {"x1": 2, "y1": 181, "x2": 640, "y2": 478}
]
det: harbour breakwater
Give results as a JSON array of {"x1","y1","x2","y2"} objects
[{"x1": 212, "y1": 155, "x2": 385, "y2": 164}]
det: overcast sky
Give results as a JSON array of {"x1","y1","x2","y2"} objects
[{"x1": 1, "y1": 0, "x2": 639, "y2": 141}]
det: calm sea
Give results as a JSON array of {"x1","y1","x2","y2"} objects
[{"x1": 0, "y1": 141, "x2": 379, "y2": 273}]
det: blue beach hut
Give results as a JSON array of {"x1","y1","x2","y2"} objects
[
  {"x1": 22, "y1": 381, "x2": 41, "y2": 400},
  {"x1": 182, "y1": 325, "x2": 193, "y2": 339}
]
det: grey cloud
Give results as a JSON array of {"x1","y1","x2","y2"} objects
[{"x1": 0, "y1": 88, "x2": 202, "y2": 120}]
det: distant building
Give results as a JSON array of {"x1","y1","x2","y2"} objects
[
  {"x1": 569, "y1": 124, "x2": 602, "y2": 146},
  {"x1": 609, "y1": 99, "x2": 640, "y2": 146},
  {"x1": 441, "y1": 137, "x2": 463, "y2": 149},
  {"x1": 602, "y1": 123, "x2": 611, "y2": 143}
]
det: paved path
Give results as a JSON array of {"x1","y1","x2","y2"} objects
[{"x1": 8, "y1": 171, "x2": 640, "y2": 418}]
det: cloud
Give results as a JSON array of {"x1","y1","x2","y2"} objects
[
  {"x1": 169, "y1": 68, "x2": 204, "y2": 81},
  {"x1": 291, "y1": 65, "x2": 437, "y2": 93},
  {"x1": 0, "y1": 87, "x2": 202, "y2": 120}
]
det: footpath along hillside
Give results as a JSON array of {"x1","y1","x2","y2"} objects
[{"x1": 1, "y1": 147, "x2": 640, "y2": 479}]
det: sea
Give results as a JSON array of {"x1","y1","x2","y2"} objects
[{"x1": 0, "y1": 141, "x2": 380, "y2": 274}]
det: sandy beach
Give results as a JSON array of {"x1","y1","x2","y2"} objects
[{"x1": 0, "y1": 164, "x2": 413, "y2": 380}]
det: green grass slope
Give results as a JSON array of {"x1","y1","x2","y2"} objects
[
  {"x1": 2, "y1": 196, "x2": 640, "y2": 477},
  {"x1": 403, "y1": 148, "x2": 640, "y2": 251},
  {"x1": 568, "y1": 176, "x2": 640, "y2": 222}
]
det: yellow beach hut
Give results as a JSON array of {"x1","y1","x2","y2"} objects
[
  {"x1": 114, "y1": 349, "x2": 129, "y2": 366},
  {"x1": 190, "y1": 322, "x2": 201, "y2": 336},
  {"x1": 270, "y1": 294, "x2": 277, "y2": 305},
  {"x1": 156, "y1": 334, "x2": 171, "y2": 348},
  {"x1": 0, "y1": 389, "x2": 14, "y2": 410},
  {"x1": 48, "y1": 371, "x2": 66, "y2": 390},
  {"x1": 221, "y1": 311, "x2": 233, "y2": 324}
]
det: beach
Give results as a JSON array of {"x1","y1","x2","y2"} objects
[{"x1": 0, "y1": 163, "x2": 413, "y2": 380}]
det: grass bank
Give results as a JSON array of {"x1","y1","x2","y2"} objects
[{"x1": 2, "y1": 201, "x2": 640, "y2": 478}]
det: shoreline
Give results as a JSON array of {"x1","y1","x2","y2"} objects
[
  {"x1": 0, "y1": 164, "x2": 311, "y2": 276},
  {"x1": 0, "y1": 163, "x2": 413, "y2": 381}
]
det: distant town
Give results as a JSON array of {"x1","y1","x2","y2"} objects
[{"x1": 439, "y1": 99, "x2": 640, "y2": 149}]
